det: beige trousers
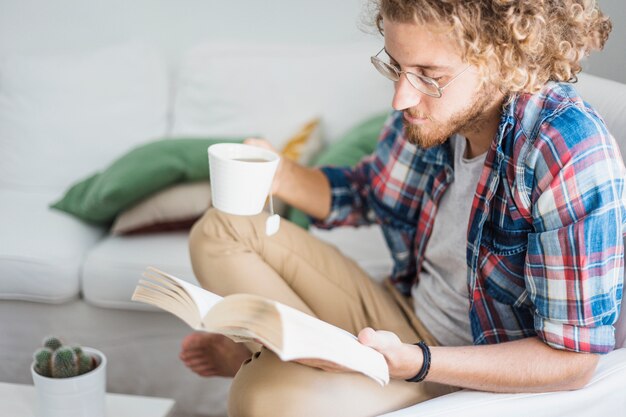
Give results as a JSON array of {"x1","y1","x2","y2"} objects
[{"x1": 189, "y1": 209, "x2": 455, "y2": 417}]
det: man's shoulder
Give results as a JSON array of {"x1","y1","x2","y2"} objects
[
  {"x1": 506, "y1": 82, "x2": 623, "y2": 203},
  {"x1": 509, "y1": 82, "x2": 613, "y2": 163},
  {"x1": 512, "y1": 81, "x2": 602, "y2": 140}
]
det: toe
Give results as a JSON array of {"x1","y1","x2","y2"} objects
[{"x1": 181, "y1": 332, "x2": 207, "y2": 349}]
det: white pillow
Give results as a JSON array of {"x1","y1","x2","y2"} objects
[
  {"x1": 0, "y1": 41, "x2": 169, "y2": 192},
  {"x1": 110, "y1": 181, "x2": 211, "y2": 235},
  {"x1": 170, "y1": 41, "x2": 390, "y2": 149}
]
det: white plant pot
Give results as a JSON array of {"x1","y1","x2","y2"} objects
[{"x1": 31, "y1": 347, "x2": 107, "y2": 417}]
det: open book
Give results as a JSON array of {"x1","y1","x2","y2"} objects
[{"x1": 132, "y1": 267, "x2": 389, "y2": 386}]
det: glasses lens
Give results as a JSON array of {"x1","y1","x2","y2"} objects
[
  {"x1": 371, "y1": 58, "x2": 400, "y2": 82},
  {"x1": 405, "y1": 73, "x2": 441, "y2": 97}
]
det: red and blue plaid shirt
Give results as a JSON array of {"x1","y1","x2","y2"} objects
[{"x1": 315, "y1": 82, "x2": 625, "y2": 353}]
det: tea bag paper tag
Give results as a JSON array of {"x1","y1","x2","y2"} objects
[
  {"x1": 266, "y1": 214, "x2": 280, "y2": 236},
  {"x1": 265, "y1": 194, "x2": 280, "y2": 236}
]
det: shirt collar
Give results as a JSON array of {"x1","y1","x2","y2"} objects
[
  {"x1": 421, "y1": 139, "x2": 453, "y2": 167},
  {"x1": 493, "y1": 98, "x2": 517, "y2": 156}
]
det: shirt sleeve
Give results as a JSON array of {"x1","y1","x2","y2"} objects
[
  {"x1": 525, "y1": 105, "x2": 625, "y2": 354},
  {"x1": 312, "y1": 113, "x2": 399, "y2": 229}
]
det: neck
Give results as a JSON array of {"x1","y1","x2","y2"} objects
[{"x1": 461, "y1": 92, "x2": 505, "y2": 159}]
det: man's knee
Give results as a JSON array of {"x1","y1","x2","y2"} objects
[
  {"x1": 190, "y1": 208, "x2": 232, "y2": 243},
  {"x1": 189, "y1": 208, "x2": 267, "y2": 246},
  {"x1": 189, "y1": 209, "x2": 268, "y2": 291}
]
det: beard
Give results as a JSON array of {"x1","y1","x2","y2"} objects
[{"x1": 403, "y1": 84, "x2": 498, "y2": 149}]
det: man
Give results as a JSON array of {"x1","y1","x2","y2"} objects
[{"x1": 180, "y1": 1, "x2": 623, "y2": 416}]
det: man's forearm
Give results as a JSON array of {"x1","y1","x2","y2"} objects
[
  {"x1": 361, "y1": 330, "x2": 600, "y2": 393},
  {"x1": 426, "y1": 337, "x2": 599, "y2": 392},
  {"x1": 276, "y1": 159, "x2": 331, "y2": 220}
]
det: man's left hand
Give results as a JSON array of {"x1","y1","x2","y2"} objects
[
  {"x1": 295, "y1": 327, "x2": 424, "y2": 380},
  {"x1": 358, "y1": 327, "x2": 424, "y2": 380}
]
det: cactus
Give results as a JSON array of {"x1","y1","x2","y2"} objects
[
  {"x1": 43, "y1": 336, "x2": 63, "y2": 351},
  {"x1": 33, "y1": 336, "x2": 98, "y2": 378},
  {"x1": 33, "y1": 347, "x2": 53, "y2": 377},
  {"x1": 74, "y1": 346, "x2": 95, "y2": 375},
  {"x1": 51, "y1": 347, "x2": 78, "y2": 378}
]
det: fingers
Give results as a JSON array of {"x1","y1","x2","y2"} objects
[
  {"x1": 358, "y1": 328, "x2": 402, "y2": 351},
  {"x1": 244, "y1": 137, "x2": 276, "y2": 152},
  {"x1": 357, "y1": 327, "x2": 377, "y2": 345}
]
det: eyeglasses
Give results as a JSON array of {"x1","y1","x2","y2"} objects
[{"x1": 370, "y1": 48, "x2": 471, "y2": 98}]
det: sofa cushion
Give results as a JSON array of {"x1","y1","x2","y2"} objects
[
  {"x1": 0, "y1": 189, "x2": 104, "y2": 303},
  {"x1": 81, "y1": 232, "x2": 198, "y2": 310},
  {"x1": 110, "y1": 181, "x2": 212, "y2": 235},
  {"x1": 170, "y1": 41, "x2": 390, "y2": 149},
  {"x1": 0, "y1": 41, "x2": 169, "y2": 193},
  {"x1": 51, "y1": 138, "x2": 243, "y2": 226},
  {"x1": 313, "y1": 112, "x2": 388, "y2": 167}
]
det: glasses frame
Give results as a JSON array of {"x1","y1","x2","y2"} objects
[{"x1": 371, "y1": 48, "x2": 471, "y2": 98}]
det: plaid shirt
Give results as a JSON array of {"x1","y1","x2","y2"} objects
[{"x1": 315, "y1": 82, "x2": 625, "y2": 353}]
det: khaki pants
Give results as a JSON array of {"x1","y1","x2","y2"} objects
[{"x1": 189, "y1": 209, "x2": 456, "y2": 417}]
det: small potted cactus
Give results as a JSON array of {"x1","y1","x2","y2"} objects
[{"x1": 30, "y1": 336, "x2": 107, "y2": 417}]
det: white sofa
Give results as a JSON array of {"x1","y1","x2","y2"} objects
[{"x1": 1, "y1": 2, "x2": 626, "y2": 417}]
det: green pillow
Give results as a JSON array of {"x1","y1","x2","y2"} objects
[
  {"x1": 287, "y1": 112, "x2": 388, "y2": 229},
  {"x1": 51, "y1": 138, "x2": 244, "y2": 225}
]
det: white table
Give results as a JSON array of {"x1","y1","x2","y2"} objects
[{"x1": 0, "y1": 382, "x2": 175, "y2": 417}]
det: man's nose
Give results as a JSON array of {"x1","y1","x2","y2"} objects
[{"x1": 391, "y1": 74, "x2": 421, "y2": 111}]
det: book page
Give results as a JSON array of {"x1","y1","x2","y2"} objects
[
  {"x1": 138, "y1": 275, "x2": 196, "y2": 312},
  {"x1": 201, "y1": 293, "x2": 284, "y2": 349},
  {"x1": 132, "y1": 285, "x2": 201, "y2": 329},
  {"x1": 146, "y1": 267, "x2": 223, "y2": 318},
  {"x1": 135, "y1": 268, "x2": 389, "y2": 385},
  {"x1": 139, "y1": 270, "x2": 198, "y2": 312},
  {"x1": 277, "y1": 302, "x2": 389, "y2": 386},
  {"x1": 200, "y1": 293, "x2": 389, "y2": 385}
]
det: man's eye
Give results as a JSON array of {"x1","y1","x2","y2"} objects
[{"x1": 414, "y1": 68, "x2": 442, "y2": 81}]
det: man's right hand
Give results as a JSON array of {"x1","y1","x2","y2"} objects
[
  {"x1": 243, "y1": 138, "x2": 287, "y2": 196},
  {"x1": 243, "y1": 137, "x2": 332, "y2": 220}
]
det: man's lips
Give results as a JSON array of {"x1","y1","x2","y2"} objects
[{"x1": 403, "y1": 112, "x2": 430, "y2": 125}]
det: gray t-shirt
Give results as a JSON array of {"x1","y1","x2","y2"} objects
[{"x1": 411, "y1": 134, "x2": 486, "y2": 346}]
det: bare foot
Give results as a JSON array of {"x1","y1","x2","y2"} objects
[{"x1": 179, "y1": 332, "x2": 251, "y2": 377}]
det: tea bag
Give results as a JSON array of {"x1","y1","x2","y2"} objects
[{"x1": 266, "y1": 194, "x2": 280, "y2": 236}]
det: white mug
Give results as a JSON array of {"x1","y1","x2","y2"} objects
[{"x1": 208, "y1": 143, "x2": 280, "y2": 216}]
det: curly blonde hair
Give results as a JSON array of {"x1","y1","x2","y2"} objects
[{"x1": 373, "y1": 0, "x2": 612, "y2": 95}]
